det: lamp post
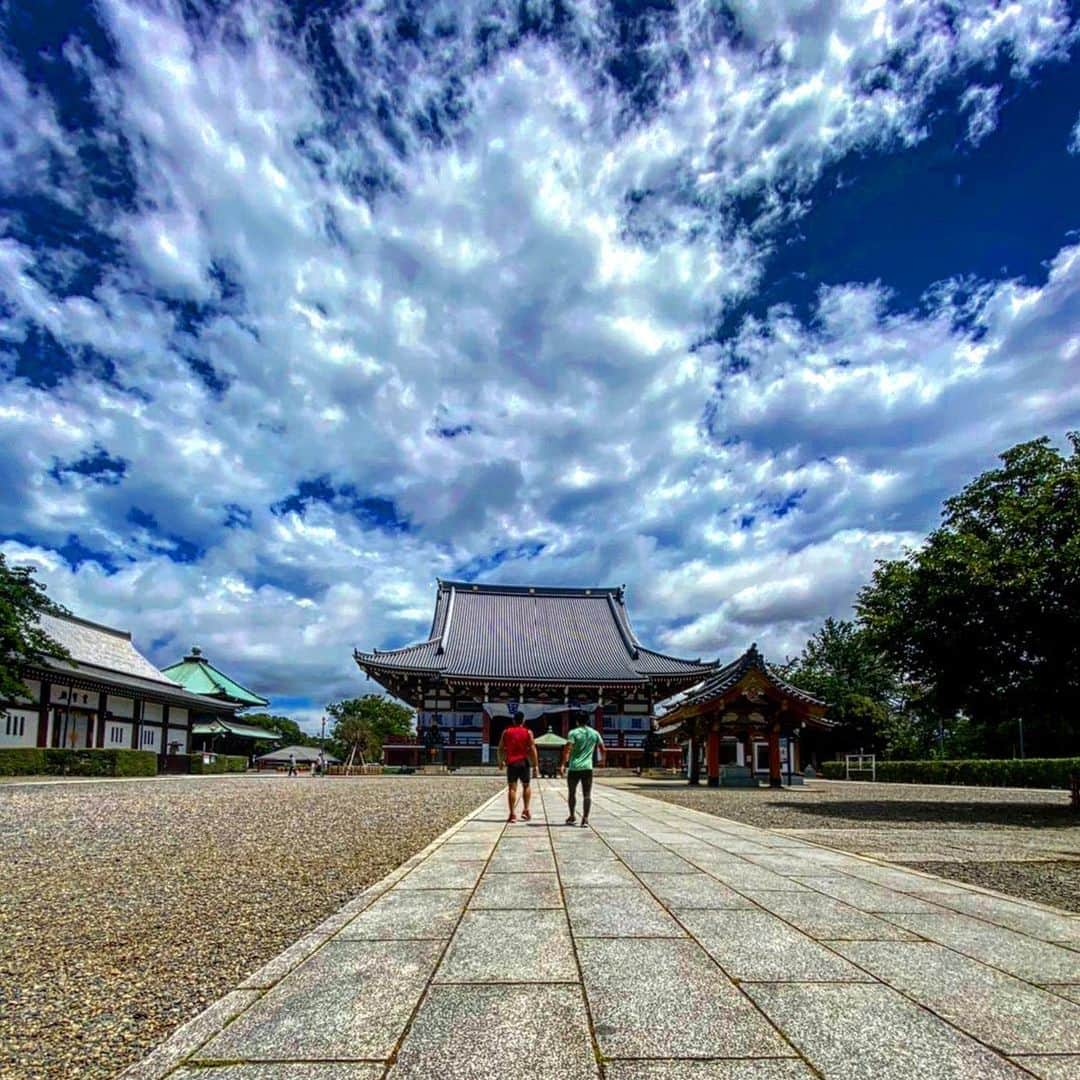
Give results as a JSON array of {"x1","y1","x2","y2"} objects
[
  {"x1": 1018, "y1": 716, "x2": 1025, "y2": 760},
  {"x1": 320, "y1": 714, "x2": 326, "y2": 775}
]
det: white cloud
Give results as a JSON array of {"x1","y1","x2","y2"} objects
[
  {"x1": 960, "y1": 84, "x2": 1001, "y2": 146},
  {"x1": 1, "y1": 0, "x2": 1078, "y2": 718}
]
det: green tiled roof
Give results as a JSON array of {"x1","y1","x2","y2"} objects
[
  {"x1": 192, "y1": 719, "x2": 280, "y2": 740},
  {"x1": 162, "y1": 647, "x2": 269, "y2": 707}
]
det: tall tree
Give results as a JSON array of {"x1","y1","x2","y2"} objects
[
  {"x1": 0, "y1": 554, "x2": 70, "y2": 700},
  {"x1": 857, "y1": 433, "x2": 1080, "y2": 757},
  {"x1": 780, "y1": 618, "x2": 897, "y2": 753},
  {"x1": 327, "y1": 695, "x2": 414, "y2": 764},
  {"x1": 243, "y1": 713, "x2": 318, "y2": 748}
]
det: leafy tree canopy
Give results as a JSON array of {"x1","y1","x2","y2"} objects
[
  {"x1": 328, "y1": 695, "x2": 414, "y2": 764},
  {"x1": 244, "y1": 713, "x2": 319, "y2": 747},
  {"x1": 0, "y1": 554, "x2": 70, "y2": 701},
  {"x1": 780, "y1": 618, "x2": 896, "y2": 752},
  {"x1": 857, "y1": 433, "x2": 1080, "y2": 757}
]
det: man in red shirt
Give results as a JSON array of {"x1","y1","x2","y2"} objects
[{"x1": 497, "y1": 711, "x2": 540, "y2": 823}]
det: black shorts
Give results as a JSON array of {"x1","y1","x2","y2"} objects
[
  {"x1": 566, "y1": 769, "x2": 593, "y2": 797},
  {"x1": 506, "y1": 761, "x2": 531, "y2": 786}
]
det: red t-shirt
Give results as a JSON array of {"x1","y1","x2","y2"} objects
[{"x1": 503, "y1": 725, "x2": 532, "y2": 764}]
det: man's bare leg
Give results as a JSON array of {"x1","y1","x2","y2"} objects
[
  {"x1": 507, "y1": 780, "x2": 518, "y2": 819},
  {"x1": 522, "y1": 781, "x2": 532, "y2": 819}
]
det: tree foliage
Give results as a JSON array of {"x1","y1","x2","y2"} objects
[
  {"x1": 244, "y1": 713, "x2": 318, "y2": 748},
  {"x1": 0, "y1": 554, "x2": 70, "y2": 700},
  {"x1": 328, "y1": 695, "x2": 414, "y2": 763},
  {"x1": 857, "y1": 433, "x2": 1080, "y2": 758},
  {"x1": 780, "y1": 618, "x2": 896, "y2": 753}
]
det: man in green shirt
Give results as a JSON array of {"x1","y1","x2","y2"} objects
[{"x1": 560, "y1": 710, "x2": 605, "y2": 827}]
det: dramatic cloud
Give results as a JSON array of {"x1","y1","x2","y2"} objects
[{"x1": 1, "y1": 0, "x2": 1078, "y2": 727}]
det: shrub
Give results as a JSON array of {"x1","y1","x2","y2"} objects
[
  {"x1": 114, "y1": 750, "x2": 158, "y2": 777},
  {"x1": 41, "y1": 748, "x2": 158, "y2": 777},
  {"x1": 818, "y1": 757, "x2": 1080, "y2": 788},
  {"x1": 0, "y1": 747, "x2": 47, "y2": 775},
  {"x1": 190, "y1": 753, "x2": 248, "y2": 774}
]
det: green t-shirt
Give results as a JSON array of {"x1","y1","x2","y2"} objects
[{"x1": 566, "y1": 725, "x2": 602, "y2": 771}]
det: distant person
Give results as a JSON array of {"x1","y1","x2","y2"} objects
[
  {"x1": 497, "y1": 711, "x2": 539, "y2": 823},
  {"x1": 561, "y1": 711, "x2": 605, "y2": 827},
  {"x1": 287, "y1": 751, "x2": 297, "y2": 777}
]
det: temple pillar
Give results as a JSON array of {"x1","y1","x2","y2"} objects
[
  {"x1": 481, "y1": 712, "x2": 490, "y2": 764},
  {"x1": 706, "y1": 727, "x2": 721, "y2": 787},
  {"x1": 687, "y1": 734, "x2": 700, "y2": 785},
  {"x1": 36, "y1": 679, "x2": 51, "y2": 748},
  {"x1": 768, "y1": 722, "x2": 782, "y2": 788}
]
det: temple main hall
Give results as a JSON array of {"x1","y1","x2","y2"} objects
[{"x1": 356, "y1": 580, "x2": 717, "y2": 769}]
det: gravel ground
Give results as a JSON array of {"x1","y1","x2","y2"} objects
[
  {"x1": 603, "y1": 777, "x2": 1080, "y2": 911},
  {"x1": 0, "y1": 775, "x2": 499, "y2": 1080}
]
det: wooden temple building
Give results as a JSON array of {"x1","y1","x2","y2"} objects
[
  {"x1": 161, "y1": 645, "x2": 275, "y2": 756},
  {"x1": 356, "y1": 581, "x2": 718, "y2": 769},
  {"x1": 0, "y1": 612, "x2": 239, "y2": 755},
  {"x1": 657, "y1": 644, "x2": 832, "y2": 787}
]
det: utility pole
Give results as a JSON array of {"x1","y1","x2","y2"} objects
[{"x1": 320, "y1": 714, "x2": 326, "y2": 775}]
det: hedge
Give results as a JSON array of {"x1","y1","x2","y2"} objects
[
  {"x1": 0, "y1": 747, "x2": 46, "y2": 776},
  {"x1": 189, "y1": 753, "x2": 248, "y2": 774},
  {"x1": 0, "y1": 748, "x2": 158, "y2": 777},
  {"x1": 818, "y1": 757, "x2": 1080, "y2": 788}
]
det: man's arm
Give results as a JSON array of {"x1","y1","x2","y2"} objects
[
  {"x1": 560, "y1": 740, "x2": 571, "y2": 774},
  {"x1": 496, "y1": 731, "x2": 506, "y2": 769},
  {"x1": 595, "y1": 732, "x2": 606, "y2": 767},
  {"x1": 528, "y1": 732, "x2": 540, "y2": 773}
]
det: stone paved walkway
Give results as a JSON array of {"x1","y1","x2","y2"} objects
[{"x1": 122, "y1": 780, "x2": 1080, "y2": 1080}]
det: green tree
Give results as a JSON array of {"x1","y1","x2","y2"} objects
[
  {"x1": 780, "y1": 618, "x2": 897, "y2": 753},
  {"x1": 244, "y1": 713, "x2": 318, "y2": 746},
  {"x1": 0, "y1": 554, "x2": 70, "y2": 700},
  {"x1": 328, "y1": 695, "x2": 414, "y2": 764},
  {"x1": 857, "y1": 433, "x2": 1080, "y2": 758}
]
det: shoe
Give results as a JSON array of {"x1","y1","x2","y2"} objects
[
  {"x1": 507, "y1": 813, "x2": 517, "y2": 823},
  {"x1": 521, "y1": 809, "x2": 532, "y2": 821},
  {"x1": 565, "y1": 815, "x2": 576, "y2": 825},
  {"x1": 580, "y1": 819, "x2": 589, "y2": 828}
]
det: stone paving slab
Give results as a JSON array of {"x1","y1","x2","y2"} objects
[
  {"x1": 337, "y1": 888, "x2": 469, "y2": 939},
  {"x1": 744, "y1": 982, "x2": 1028, "y2": 1079},
  {"x1": 743, "y1": 891, "x2": 920, "y2": 941},
  {"x1": 565, "y1": 884, "x2": 686, "y2": 937},
  {"x1": 435, "y1": 907, "x2": 578, "y2": 982},
  {"x1": 197, "y1": 940, "x2": 441, "y2": 1061},
  {"x1": 469, "y1": 870, "x2": 563, "y2": 908},
  {"x1": 887, "y1": 912, "x2": 1080, "y2": 983},
  {"x1": 578, "y1": 937, "x2": 794, "y2": 1058},
  {"x1": 124, "y1": 781, "x2": 1080, "y2": 1079},
  {"x1": 833, "y1": 940, "x2": 1080, "y2": 1053},
  {"x1": 388, "y1": 984, "x2": 598, "y2": 1079},
  {"x1": 605, "y1": 1063, "x2": 818, "y2": 1079},
  {"x1": 637, "y1": 870, "x2": 756, "y2": 908},
  {"x1": 1009, "y1": 1055, "x2": 1080, "y2": 1079},
  {"x1": 172, "y1": 1067, "x2": 384, "y2": 1079},
  {"x1": 677, "y1": 908, "x2": 873, "y2": 982}
]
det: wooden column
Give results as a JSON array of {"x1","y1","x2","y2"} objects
[
  {"x1": 768, "y1": 721, "x2": 782, "y2": 788},
  {"x1": 36, "y1": 679, "x2": 51, "y2": 748},
  {"x1": 706, "y1": 727, "x2": 721, "y2": 787},
  {"x1": 131, "y1": 698, "x2": 142, "y2": 750},
  {"x1": 162, "y1": 705, "x2": 171, "y2": 753},
  {"x1": 687, "y1": 729, "x2": 700, "y2": 785},
  {"x1": 96, "y1": 692, "x2": 107, "y2": 748}
]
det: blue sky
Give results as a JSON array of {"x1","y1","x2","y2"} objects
[{"x1": 1, "y1": 0, "x2": 1078, "y2": 731}]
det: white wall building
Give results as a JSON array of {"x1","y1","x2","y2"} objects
[{"x1": 1, "y1": 612, "x2": 237, "y2": 754}]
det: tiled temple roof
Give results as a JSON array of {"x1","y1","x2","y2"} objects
[
  {"x1": 356, "y1": 581, "x2": 717, "y2": 686},
  {"x1": 30, "y1": 612, "x2": 238, "y2": 712},
  {"x1": 162, "y1": 646, "x2": 269, "y2": 707}
]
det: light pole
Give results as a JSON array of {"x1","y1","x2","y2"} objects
[
  {"x1": 320, "y1": 714, "x2": 326, "y2": 775},
  {"x1": 1018, "y1": 716, "x2": 1025, "y2": 760}
]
